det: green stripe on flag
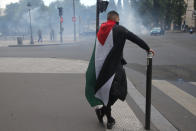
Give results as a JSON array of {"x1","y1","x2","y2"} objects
[{"x1": 85, "y1": 43, "x2": 102, "y2": 107}]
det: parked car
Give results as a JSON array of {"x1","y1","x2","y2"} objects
[{"x1": 150, "y1": 27, "x2": 164, "y2": 36}]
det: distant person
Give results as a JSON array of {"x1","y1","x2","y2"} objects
[
  {"x1": 85, "y1": 11, "x2": 154, "y2": 129},
  {"x1": 189, "y1": 26, "x2": 193, "y2": 34},
  {"x1": 38, "y1": 29, "x2": 43, "y2": 43},
  {"x1": 161, "y1": 27, "x2": 165, "y2": 35},
  {"x1": 182, "y1": 21, "x2": 186, "y2": 32},
  {"x1": 50, "y1": 29, "x2": 55, "y2": 41}
]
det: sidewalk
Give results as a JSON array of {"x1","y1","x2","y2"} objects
[
  {"x1": 0, "y1": 36, "x2": 89, "y2": 47},
  {"x1": 0, "y1": 39, "x2": 64, "y2": 47},
  {"x1": 0, "y1": 58, "x2": 144, "y2": 131}
]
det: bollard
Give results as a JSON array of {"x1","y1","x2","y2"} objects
[
  {"x1": 17, "y1": 37, "x2": 23, "y2": 45},
  {"x1": 145, "y1": 52, "x2": 153, "y2": 130}
]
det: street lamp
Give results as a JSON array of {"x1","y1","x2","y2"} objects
[
  {"x1": 73, "y1": 0, "x2": 76, "y2": 41},
  {"x1": 27, "y1": 2, "x2": 34, "y2": 44}
]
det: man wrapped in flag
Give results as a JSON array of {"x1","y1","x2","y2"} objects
[{"x1": 85, "y1": 11, "x2": 154, "y2": 129}]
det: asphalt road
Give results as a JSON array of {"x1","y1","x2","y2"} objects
[
  {"x1": 0, "y1": 73, "x2": 105, "y2": 131},
  {"x1": 1, "y1": 33, "x2": 196, "y2": 81},
  {"x1": 0, "y1": 32, "x2": 196, "y2": 131}
]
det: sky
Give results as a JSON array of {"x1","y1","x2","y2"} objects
[{"x1": 0, "y1": 0, "x2": 118, "y2": 8}]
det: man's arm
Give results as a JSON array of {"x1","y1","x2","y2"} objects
[{"x1": 125, "y1": 30, "x2": 150, "y2": 52}]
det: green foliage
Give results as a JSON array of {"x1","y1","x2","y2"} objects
[
  {"x1": 172, "y1": 0, "x2": 187, "y2": 26},
  {"x1": 136, "y1": 0, "x2": 186, "y2": 29}
]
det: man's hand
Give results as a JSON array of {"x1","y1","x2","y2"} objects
[{"x1": 148, "y1": 49, "x2": 155, "y2": 56}]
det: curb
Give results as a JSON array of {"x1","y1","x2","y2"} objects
[
  {"x1": 8, "y1": 43, "x2": 69, "y2": 47},
  {"x1": 125, "y1": 67, "x2": 178, "y2": 131}
]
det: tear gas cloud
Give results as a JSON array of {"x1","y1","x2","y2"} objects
[{"x1": 0, "y1": 0, "x2": 148, "y2": 39}]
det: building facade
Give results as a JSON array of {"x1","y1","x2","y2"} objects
[
  {"x1": 0, "y1": 8, "x2": 5, "y2": 16},
  {"x1": 184, "y1": 0, "x2": 195, "y2": 28}
]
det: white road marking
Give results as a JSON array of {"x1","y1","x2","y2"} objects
[
  {"x1": 105, "y1": 100, "x2": 144, "y2": 131},
  {"x1": 0, "y1": 58, "x2": 88, "y2": 73},
  {"x1": 190, "y1": 82, "x2": 196, "y2": 86},
  {"x1": 153, "y1": 80, "x2": 196, "y2": 116},
  {"x1": 0, "y1": 58, "x2": 183, "y2": 130},
  {"x1": 0, "y1": 57, "x2": 144, "y2": 130},
  {"x1": 128, "y1": 79, "x2": 177, "y2": 131}
]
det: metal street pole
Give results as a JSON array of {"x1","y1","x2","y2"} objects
[
  {"x1": 145, "y1": 52, "x2": 153, "y2": 130},
  {"x1": 73, "y1": 0, "x2": 76, "y2": 41},
  {"x1": 79, "y1": 16, "x2": 81, "y2": 38},
  {"x1": 60, "y1": 17, "x2": 63, "y2": 43},
  {"x1": 27, "y1": 4, "x2": 34, "y2": 45},
  {"x1": 96, "y1": 0, "x2": 108, "y2": 34},
  {"x1": 96, "y1": 0, "x2": 100, "y2": 34},
  {"x1": 194, "y1": 11, "x2": 196, "y2": 28},
  {"x1": 58, "y1": 7, "x2": 63, "y2": 43}
]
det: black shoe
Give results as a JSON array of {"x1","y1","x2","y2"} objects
[
  {"x1": 107, "y1": 117, "x2": 115, "y2": 129},
  {"x1": 95, "y1": 108, "x2": 104, "y2": 124}
]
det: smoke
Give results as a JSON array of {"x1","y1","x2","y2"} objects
[
  {"x1": 0, "y1": 0, "x2": 78, "y2": 37},
  {"x1": 117, "y1": 1, "x2": 149, "y2": 35},
  {"x1": 120, "y1": 9, "x2": 148, "y2": 34},
  {"x1": 0, "y1": 0, "x2": 149, "y2": 39}
]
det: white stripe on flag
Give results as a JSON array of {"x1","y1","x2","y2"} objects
[
  {"x1": 94, "y1": 30, "x2": 114, "y2": 106},
  {"x1": 95, "y1": 30, "x2": 113, "y2": 78},
  {"x1": 153, "y1": 80, "x2": 196, "y2": 116},
  {"x1": 95, "y1": 74, "x2": 115, "y2": 106}
]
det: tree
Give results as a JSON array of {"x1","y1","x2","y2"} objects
[
  {"x1": 172, "y1": 0, "x2": 186, "y2": 27},
  {"x1": 0, "y1": 0, "x2": 45, "y2": 35},
  {"x1": 137, "y1": 0, "x2": 186, "y2": 30}
]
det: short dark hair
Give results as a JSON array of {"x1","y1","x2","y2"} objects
[{"x1": 107, "y1": 10, "x2": 119, "y2": 20}]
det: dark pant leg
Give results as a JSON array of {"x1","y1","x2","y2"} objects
[{"x1": 102, "y1": 96, "x2": 118, "y2": 119}]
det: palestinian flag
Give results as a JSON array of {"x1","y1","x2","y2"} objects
[{"x1": 85, "y1": 20, "x2": 117, "y2": 107}]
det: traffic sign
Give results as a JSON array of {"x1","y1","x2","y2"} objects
[
  {"x1": 60, "y1": 17, "x2": 63, "y2": 23},
  {"x1": 72, "y1": 17, "x2": 76, "y2": 22}
]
